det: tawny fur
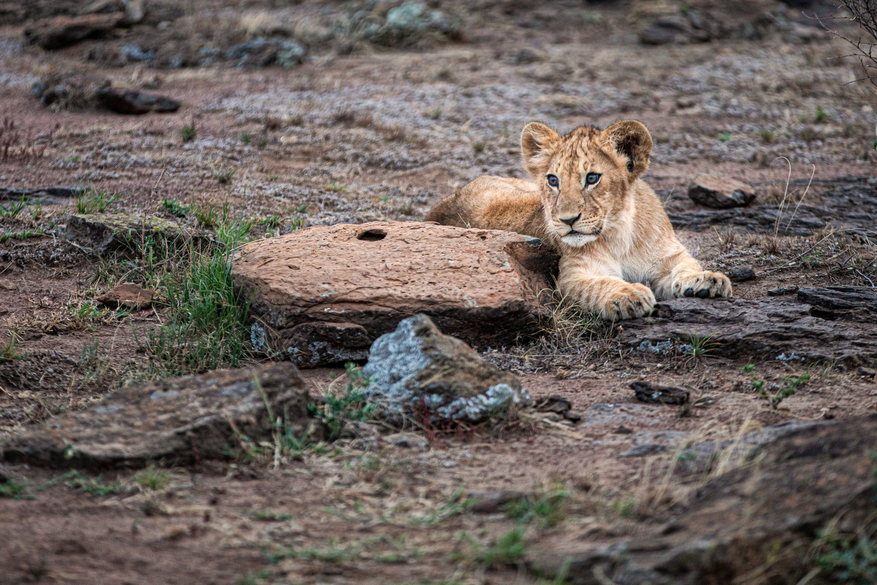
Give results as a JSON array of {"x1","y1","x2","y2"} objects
[{"x1": 425, "y1": 121, "x2": 732, "y2": 320}]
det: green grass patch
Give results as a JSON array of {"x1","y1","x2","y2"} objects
[
  {"x1": 76, "y1": 188, "x2": 116, "y2": 214},
  {"x1": 162, "y1": 198, "x2": 191, "y2": 217}
]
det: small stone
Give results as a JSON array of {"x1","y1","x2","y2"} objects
[
  {"x1": 94, "y1": 87, "x2": 180, "y2": 115},
  {"x1": 468, "y1": 489, "x2": 531, "y2": 514},
  {"x1": 66, "y1": 213, "x2": 206, "y2": 256},
  {"x1": 631, "y1": 381, "x2": 690, "y2": 405},
  {"x1": 97, "y1": 283, "x2": 154, "y2": 309},
  {"x1": 727, "y1": 266, "x2": 756, "y2": 282},
  {"x1": 858, "y1": 367, "x2": 876, "y2": 379},
  {"x1": 688, "y1": 175, "x2": 756, "y2": 209},
  {"x1": 534, "y1": 395, "x2": 571, "y2": 414},
  {"x1": 563, "y1": 410, "x2": 582, "y2": 423},
  {"x1": 618, "y1": 444, "x2": 671, "y2": 458},
  {"x1": 767, "y1": 286, "x2": 799, "y2": 296},
  {"x1": 513, "y1": 48, "x2": 544, "y2": 64},
  {"x1": 383, "y1": 433, "x2": 428, "y2": 448}
]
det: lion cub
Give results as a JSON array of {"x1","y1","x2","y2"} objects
[{"x1": 425, "y1": 121, "x2": 731, "y2": 320}]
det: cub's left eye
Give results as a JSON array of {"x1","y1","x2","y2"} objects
[
  {"x1": 585, "y1": 173, "x2": 601, "y2": 186},
  {"x1": 546, "y1": 174, "x2": 559, "y2": 188}
]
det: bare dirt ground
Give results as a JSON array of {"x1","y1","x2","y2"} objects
[{"x1": 1, "y1": 1, "x2": 876, "y2": 584}]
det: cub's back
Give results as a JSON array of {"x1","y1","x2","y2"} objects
[{"x1": 425, "y1": 176, "x2": 547, "y2": 239}]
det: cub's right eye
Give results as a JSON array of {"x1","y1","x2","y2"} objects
[{"x1": 546, "y1": 175, "x2": 559, "y2": 188}]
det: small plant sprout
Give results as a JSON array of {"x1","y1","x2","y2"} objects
[
  {"x1": 76, "y1": 188, "x2": 117, "y2": 214},
  {"x1": 181, "y1": 123, "x2": 197, "y2": 143},
  {"x1": 216, "y1": 168, "x2": 236, "y2": 184},
  {"x1": 0, "y1": 195, "x2": 28, "y2": 218},
  {"x1": 473, "y1": 140, "x2": 486, "y2": 153},
  {"x1": 758, "y1": 129, "x2": 774, "y2": 143},
  {"x1": 815, "y1": 107, "x2": 830, "y2": 122},
  {"x1": 684, "y1": 332, "x2": 715, "y2": 360},
  {"x1": 162, "y1": 198, "x2": 191, "y2": 217},
  {"x1": 240, "y1": 133, "x2": 252, "y2": 144}
]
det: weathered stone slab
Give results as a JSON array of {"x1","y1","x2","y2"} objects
[
  {"x1": 66, "y1": 213, "x2": 206, "y2": 256},
  {"x1": 528, "y1": 416, "x2": 876, "y2": 584},
  {"x1": 233, "y1": 221, "x2": 559, "y2": 356},
  {"x1": 362, "y1": 314, "x2": 530, "y2": 423},
  {"x1": 0, "y1": 363, "x2": 309, "y2": 469},
  {"x1": 621, "y1": 294, "x2": 877, "y2": 366}
]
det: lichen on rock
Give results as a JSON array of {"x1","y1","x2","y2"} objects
[{"x1": 362, "y1": 314, "x2": 530, "y2": 423}]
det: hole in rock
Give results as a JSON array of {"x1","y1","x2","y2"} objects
[{"x1": 357, "y1": 229, "x2": 387, "y2": 241}]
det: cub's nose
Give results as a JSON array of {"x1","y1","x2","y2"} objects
[{"x1": 560, "y1": 214, "x2": 581, "y2": 227}]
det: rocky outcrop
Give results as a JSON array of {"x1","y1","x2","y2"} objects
[
  {"x1": 66, "y1": 213, "x2": 206, "y2": 256},
  {"x1": 24, "y1": 14, "x2": 124, "y2": 50},
  {"x1": 0, "y1": 363, "x2": 310, "y2": 469},
  {"x1": 527, "y1": 416, "x2": 877, "y2": 584},
  {"x1": 233, "y1": 222, "x2": 559, "y2": 364},
  {"x1": 361, "y1": 314, "x2": 530, "y2": 423},
  {"x1": 620, "y1": 289, "x2": 877, "y2": 365},
  {"x1": 687, "y1": 174, "x2": 755, "y2": 209}
]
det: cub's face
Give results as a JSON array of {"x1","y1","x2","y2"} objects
[{"x1": 520, "y1": 121, "x2": 653, "y2": 247}]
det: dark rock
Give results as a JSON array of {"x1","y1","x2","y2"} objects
[
  {"x1": 24, "y1": 14, "x2": 124, "y2": 50},
  {"x1": 225, "y1": 38, "x2": 306, "y2": 68},
  {"x1": 564, "y1": 410, "x2": 582, "y2": 423},
  {"x1": 640, "y1": 18, "x2": 691, "y2": 45},
  {"x1": 618, "y1": 443, "x2": 671, "y2": 458},
  {"x1": 0, "y1": 186, "x2": 84, "y2": 206},
  {"x1": 858, "y1": 367, "x2": 876, "y2": 379},
  {"x1": 94, "y1": 87, "x2": 180, "y2": 114},
  {"x1": 0, "y1": 464, "x2": 8, "y2": 483},
  {"x1": 668, "y1": 206, "x2": 824, "y2": 235},
  {"x1": 620, "y1": 294, "x2": 877, "y2": 365},
  {"x1": 631, "y1": 381, "x2": 690, "y2": 405},
  {"x1": 688, "y1": 174, "x2": 756, "y2": 209},
  {"x1": 767, "y1": 286, "x2": 799, "y2": 296},
  {"x1": 361, "y1": 314, "x2": 530, "y2": 423},
  {"x1": 96, "y1": 283, "x2": 154, "y2": 309},
  {"x1": 468, "y1": 489, "x2": 532, "y2": 514},
  {"x1": 232, "y1": 221, "x2": 557, "y2": 349},
  {"x1": 32, "y1": 72, "x2": 109, "y2": 110},
  {"x1": 726, "y1": 266, "x2": 756, "y2": 282},
  {"x1": 265, "y1": 321, "x2": 372, "y2": 368},
  {"x1": 0, "y1": 363, "x2": 309, "y2": 469},
  {"x1": 527, "y1": 416, "x2": 876, "y2": 584},
  {"x1": 535, "y1": 395, "x2": 571, "y2": 414},
  {"x1": 796, "y1": 286, "x2": 877, "y2": 322},
  {"x1": 512, "y1": 48, "x2": 545, "y2": 64}
]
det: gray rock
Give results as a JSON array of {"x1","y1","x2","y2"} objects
[
  {"x1": 0, "y1": 363, "x2": 309, "y2": 469},
  {"x1": 225, "y1": 38, "x2": 306, "y2": 68},
  {"x1": 361, "y1": 314, "x2": 530, "y2": 423},
  {"x1": 688, "y1": 174, "x2": 756, "y2": 209},
  {"x1": 618, "y1": 444, "x2": 671, "y2": 458},
  {"x1": 24, "y1": 14, "x2": 123, "y2": 50}
]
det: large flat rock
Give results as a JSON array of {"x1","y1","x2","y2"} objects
[
  {"x1": 620, "y1": 288, "x2": 877, "y2": 366},
  {"x1": 233, "y1": 222, "x2": 558, "y2": 361},
  {"x1": 0, "y1": 363, "x2": 309, "y2": 469}
]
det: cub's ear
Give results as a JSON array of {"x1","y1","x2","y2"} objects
[
  {"x1": 520, "y1": 122, "x2": 560, "y2": 179},
  {"x1": 603, "y1": 121, "x2": 652, "y2": 179}
]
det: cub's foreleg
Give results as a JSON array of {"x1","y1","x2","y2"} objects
[{"x1": 557, "y1": 256, "x2": 656, "y2": 321}]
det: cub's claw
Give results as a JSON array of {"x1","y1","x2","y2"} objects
[
  {"x1": 600, "y1": 283, "x2": 656, "y2": 320},
  {"x1": 673, "y1": 271, "x2": 732, "y2": 299}
]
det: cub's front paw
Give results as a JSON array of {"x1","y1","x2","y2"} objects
[
  {"x1": 599, "y1": 283, "x2": 656, "y2": 320},
  {"x1": 672, "y1": 271, "x2": 732, "y2": 299}
]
